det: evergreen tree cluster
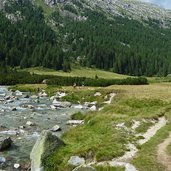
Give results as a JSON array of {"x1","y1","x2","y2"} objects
[{"x1": 0, "y1": 0, "x2": 70, "y2": 71}]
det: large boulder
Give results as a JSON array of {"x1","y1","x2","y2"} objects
[
  {"x1": 0, "y1": 137, "x2": 12, "y2": 151},
  {"x1": 30, "y1": 130, "x2": 64, "y2": 171},
  {"x1": 72, "y1": 166, "x2": 96, "y2": 171}
]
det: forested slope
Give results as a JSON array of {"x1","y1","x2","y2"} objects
[{"x1": 0, "y1": 0, "x2": 171, "y2": 76}]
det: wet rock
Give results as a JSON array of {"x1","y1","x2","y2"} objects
[
  {"x1": 6, "y1": 99, "x2": 14, "y2": 103},
  {"x1": 4, "y1": 96, "x2": 10, "y2": 100},
  {"x1": 72, "y1": 166, "x2": 96, "y2": 171},
  {"x1": 15, "y1": 90, "x2": 23, "y2": 96},
  {"x1": 68, "y1": 156, "x2": 85, "y2": 166},
  {"x1": 50, "y1": 96, "x2": 55, "y2": 100},
  {"x1": 19, "y1": 126, "x2": 25, "y2": 129},
  {"x1": 28, "y1": 105, "x2": 34, "y2": 109},
  {"x1": 24, "y1": 95, "x2": 30, "y2": 98},
  {"x1": 67, "y1": 120, "x2": 84, "y2": 125},
  {"x1": 11, "y1": 107, "x2": 17, "y2": 111},
  {"x1": 0, "y1": 157, "x2": 6, "y2": 163},
  {"x1": 30, "y1": 130, "x2": 65, "y2": 171},
  {"x1": 0, "y1": 137, "x2": 12, "y2": 151},
  {"x1": 51, "y1": 125, "x2": 61, "y2": 132},
  {"x1": 26, "y1": 121, "x2": 35, "y2": 126},
  {"x1": 50, "y1": 105, "x2": 57, "y2": 110},
  {"x1": 53, "y1": 100, "x2": 71, "y2": 108},
  {"x1": 74, "y1": 105, "x2": 84, "y2": 109},
  {"x1": 14, "y1": 163, "x2": 20, "y2": 169}
]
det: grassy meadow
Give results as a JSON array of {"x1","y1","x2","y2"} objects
[{"x1": 10, "y1": 68, "x2": 171, "y2": 171}]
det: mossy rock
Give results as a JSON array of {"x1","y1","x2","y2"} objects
[{"x1": 30, "y1": 130, "x2": 64, "y2": 171}]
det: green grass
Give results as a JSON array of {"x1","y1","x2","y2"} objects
[
  {"x1": 70, "y1": 112, "x2": 85, "y2": 120},
  {"x1": 43, "y1": 83, "x2": 171, "y2": 171},
  {"x1": 21, "y1": 67, "x2": 129, "y2": 79},
  {"x1": 94, "y1": 166, "x2": 124, "y2": 171}
]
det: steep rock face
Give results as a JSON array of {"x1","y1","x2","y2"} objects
[{"x1": 30, "y1": 130, "x2": 65, "y2": 171}]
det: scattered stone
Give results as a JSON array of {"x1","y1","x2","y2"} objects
[
  {"x1": 67, "y1": 120, "x2": 84, "y2": 125},
  {"x1": 15, "y1": 90, "x2": 23, "y2": 96},
  {"x1": 51, "y1": 125, "x2": 61, "y2": 132},
  {"x1": 0, "y1": 157, "x2": 6, "y2": 163},
  {"x1": 19, "y1": 126, "x2": 25, "y2": 129},
  {"x1": 89, "y1": 105, "x2": 96, "y2": 111},
  {"x1": 30, "y1": 130, "x2": 65, "y2": 171},
  {"x1": 53, "y1": 100, "x2": 71, "y2": 108},
  {"x1": 26, "y1": 121, "x2": 35, "y2": 126},
  {"x1": 4, "y1": 96, "x2": 10, "y2": 100},
  {"x1": 28, "y1": 105, "x2": 34, "y2": 109},
  {"x1": 72, "y1": 165, "x2": 96, "y2": 171},
  {"x1": 74, "y1": 105, "x2": 84, "y2": 109},
  {"x1": 68, "y1": 156, "x2": 85, "y2": 166},
  {"x1": 11, "y1": 107, "x2": 17, "y2": 111},
  {"x1": 6, "y1": 99, "x2": 14, "y2": 103},
  {"x1": 94, "y1": 92, "x2": 101, "y2": 97},
  {"x1": 14, "y1": 163, "x2": 20, "y2": 169},
  {"x1": 24, "y1": 95, "x2": 30, "y2": 98},
  {"x1": 50, "y1": 105, "x2": 57, "y2": 110},
  {"x1": 50, "y1": 96, "x2": 55, "y2": 100},
  {"x1": 0, "y1": 137, "x2": 12, "y2": 151}
]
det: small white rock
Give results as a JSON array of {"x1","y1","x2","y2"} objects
[{"x1": 14, "y1": 163, "x2": 20, "y2": 169}]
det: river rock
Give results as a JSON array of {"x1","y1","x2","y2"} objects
[
  {"x1": 67, "y1": 120, "x2": 84, "y2": 125},
  {"x1": 74, "y1": 105, "x2": 84, "y2": 109},
  {"x1": 26, "y1": 121, "x2": 35, "y2": 126},
  {"x1": 51, "y1": 125, "x2": 61, "y2": 132},
  {"x1": 0, "y1": 157, "x2": 6, "y2": 163},
  {"x1": 72, "y1": 166, "x2": 96, "y2": 171},
  {"x1": 89, "y1": 105, "x2": 96, "y2": 111},
  {"x1": 11, "y1": 107, "x2": 17, "y2": 111},
  {"x1": 14, "y1": 163, "x2": 20, "y2": 169},
  {"x1": 30, "y1": 130, "x2": 65, "y2": 171},
  {"x1": 0, "y1": 137, "x2": 12, "y2": 151},
  {"x1": 53, "y1": 100, "x2": 71, "y2": 108},
  {"x1": 68, "y1": 156, "x2": 85, "y2": 166},
  {"x1": 15, "y1": 90, "x2": 23, "y2": 96}
]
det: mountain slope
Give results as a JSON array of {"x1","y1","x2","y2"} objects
[{"x1": 0, "y1": 0, "x2": 171, "y2": 76}]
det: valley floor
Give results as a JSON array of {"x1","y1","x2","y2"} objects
[{"x1": 12, "y1": 82, "x2": 171, "y2": 171}]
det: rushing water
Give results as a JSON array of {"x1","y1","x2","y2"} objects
[{"x1": 0, "y1": 86, "x2": 84, "y2": 170}]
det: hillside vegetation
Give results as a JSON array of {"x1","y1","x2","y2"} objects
[{"x1": 0, "y1": 0, "x2": 171, "y2": 76}]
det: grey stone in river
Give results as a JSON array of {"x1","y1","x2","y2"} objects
[
  {"x1": 0, "y1": 157, "x2": 6, "y2": 163},
  {"x1": 0, "y1": 137, "x2": 12, "y2": 151},
  {"x1": 51, "y1": 125, "x2": 61, "y2": 132}
]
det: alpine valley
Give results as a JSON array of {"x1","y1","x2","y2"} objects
[{"x1": 0, "y1": 0, "x2": 171, "y2": 76}]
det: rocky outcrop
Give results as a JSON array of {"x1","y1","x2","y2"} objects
[{"x1": 30, "y1": 130, "x2": 64, "y2": 171}]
